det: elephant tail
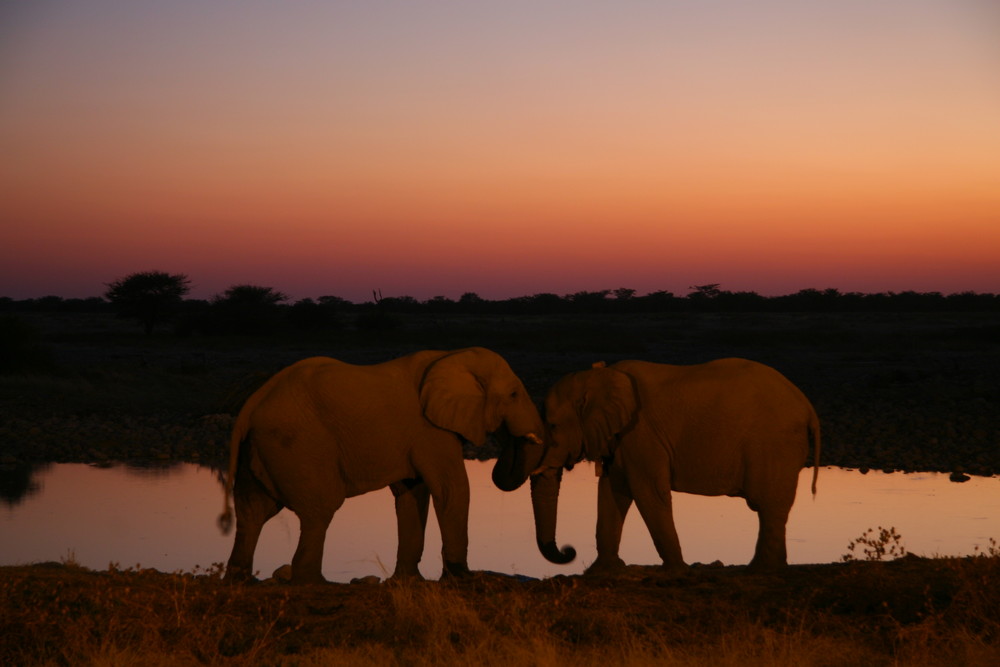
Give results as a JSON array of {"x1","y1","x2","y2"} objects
[
  {"x1": 218, "y1": 406, "x2": 252, "y2": 535},
  {"x1": 809, "y1": 407, "x2": 821, "y2": 497}
]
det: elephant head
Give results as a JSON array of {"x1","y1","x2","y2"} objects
[
  {"x1": 528, "y1": 364, "x2": 638, "y2": 564},
  {"x1": 420, "y1": 347, "x2": 544, "y2": 448}
]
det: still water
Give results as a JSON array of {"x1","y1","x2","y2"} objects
[{"x1": 2, "y1": 462, "x2": 997, "y2": 581}]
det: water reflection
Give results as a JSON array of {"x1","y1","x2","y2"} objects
[{"x1": 1, "y1": 462, "x2": 996, "y2": 581}]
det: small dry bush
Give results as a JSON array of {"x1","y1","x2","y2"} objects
[{"x1": 842, "y1": 525, "x2": 907, "y2": 562}]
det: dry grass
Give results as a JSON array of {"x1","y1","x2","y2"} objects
[{"x1": 2, "y1": 551, "x2": 998, "y2": 667}]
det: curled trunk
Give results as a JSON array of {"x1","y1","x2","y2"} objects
[
  {"x1": 491, "y1": 432, "x2": 543, "y2": 492},
  {"x1": 530, "y1": 467, "x2": 576, "y2": 564}
]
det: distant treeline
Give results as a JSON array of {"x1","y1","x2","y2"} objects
[
  {"x1": 2, "y1": 285, "x2": 999, "y2": 342},
  {"x1": 3, "y1": 285, "x2": 998, "y2": 317}
]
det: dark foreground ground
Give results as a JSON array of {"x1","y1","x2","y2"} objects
[
  {"x1": 1, "y1": 310, "x2": 998, "y2": 665},
  {"x1": 2, "y1": 554, "x2": 999, "y2": 666}
]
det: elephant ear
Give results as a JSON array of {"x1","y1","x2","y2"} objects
[
  {"x1": 420, "y1": 349, "x2": 489, "y2": 446},
  {"x1": 579, "y1": 367, "x2": 637, "y2": 461}
]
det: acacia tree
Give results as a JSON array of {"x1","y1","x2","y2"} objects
[
  {"x1": 104, "y1": 271, "x2": 191, "y2": 334},
  {"x1": 688, "y1": 283, "x2": 722, "y2": 300}
]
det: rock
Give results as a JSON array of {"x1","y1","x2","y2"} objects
[
  {"x1": 272, "y1": 564, "x2": 293, "y2": 582},
  {"x1": 949, "y1": 471, "x2": 970, "y2": 483},
  {"x1": 350, "y1": 575, "x2": 381, "y2": 585}
]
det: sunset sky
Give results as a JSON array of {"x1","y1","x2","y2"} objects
[{"x1": 3, "y1": 0, "x2": 999, "y2": 302}]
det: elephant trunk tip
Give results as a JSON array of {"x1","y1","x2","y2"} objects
[{"x1": 538, "y1": 540, "x2": 577, "y2": 565}]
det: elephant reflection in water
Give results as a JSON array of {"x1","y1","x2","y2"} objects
[
  {"x1": 218, "y1": 347, "x2": 546, "y2": 584},
  {"x1": 493, "y1": 358, "x2": 821, "y2": 574}
]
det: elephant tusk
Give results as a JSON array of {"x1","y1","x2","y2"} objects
[
  {"x1": 530, "y1": 465, "x2": 548, "y2": 476},
  {"x1": 525, "y1": 432, "x2": 543, "y2": 445}
]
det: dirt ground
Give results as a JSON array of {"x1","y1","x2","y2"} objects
[{"x1": 3, "y1": 553, "x2": 999, "y2": 665}]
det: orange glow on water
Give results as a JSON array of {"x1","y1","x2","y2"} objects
[{"x1": 3, "y1": 463, "x2": 998, "y2": 580}]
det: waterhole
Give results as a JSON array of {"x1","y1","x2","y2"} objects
[{"x1": 2, "y1": 462, "x2": 997, "y2": 580}]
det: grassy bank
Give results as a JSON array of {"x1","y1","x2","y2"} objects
[{"x1": 2, "y1": 552, "x2": 999, "y2": 666}]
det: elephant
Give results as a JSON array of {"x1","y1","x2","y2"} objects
[
  {"x1": 217, "y1": 346, "x2": 545, "y2": 584},
  {"x1": 510, "y1": 358, "x2": 821, "y2": 573}
]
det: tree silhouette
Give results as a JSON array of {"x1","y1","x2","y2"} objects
[
  {"x1": 214, "y1": 284, "x2": 288, "y2": 307},
  {"x1": 104, "y1": 271, "x2": 191, "y2": 334},
  {"x1": 210, "y1": 285, "x2": 289, "y2": 334},
  {"x1": 687, "y1": 283, "x2": 722, "y2": 299}
]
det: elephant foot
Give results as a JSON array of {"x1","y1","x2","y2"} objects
[
  {"x1": 584, "y1": 556, "x2": 626, "y2": 577},
  {"x1": 440, "y1": 561, "x2": 472, "y2": 579}
]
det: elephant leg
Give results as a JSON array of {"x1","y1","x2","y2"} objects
[
  {"x1": 748, "y1": 503, "x2": 791, "y2": 570},
  {"x1": 588, "y1": 469, "x2": 632, "y2": 575},
  {"x1": 631, "y1": 477, "x2": 685, "y2": 572},
  {"x1": 225, "y1": 472, "x2": 283, "y2": 583},
  {"x1": 290, "y1": 503, "x2": 339, "y2": 585},
  {"x1": 421, "y1": 455, "x2": 471, "y2": 578},
  {"x1": 390, "y1": 478, "x2": 430, "y2": 580},
  {"x1": 747, "y1": 470, "x2": 798, "y2": 570}
]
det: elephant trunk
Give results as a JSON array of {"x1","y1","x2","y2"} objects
[
  {"x1": 492, "y1": 431, "x2": 544, "y2": 492},
  {"x1": 530, "y1": 467, "x2": 576, "y2": 564}
]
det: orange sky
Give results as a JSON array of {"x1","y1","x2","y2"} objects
[{"x1": 2, "y1": 1, "x2": 999, "y2": 301}]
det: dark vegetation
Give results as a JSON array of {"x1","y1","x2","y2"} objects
[
  {"x1": 1, "y1": 278, "x2": 998, "y2": 665},
  {"x1": 103, "y1": 271, "x2": 192, "y2": 335},
  {"x1": 1, "y1": 281, "x2": 997, "y2": 476},
  {"x1": 8, "y1": 281, "x2": 999, "y2": 338}
]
